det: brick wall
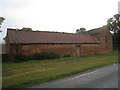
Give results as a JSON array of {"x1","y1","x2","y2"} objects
[
  {"x1": 17, "y1": 43, "x2": 102, "y2": 56},
  {"x1": 5, "y1": 26, "x2": 113, "y2": 62},
  {"x1": 8, "y1": 40, "x2": 112, "y2": 62},
  {"x1": 21, "y1": 44, "x2": 77, "y2": 56},
  {"x1": 87, "y1": 26, "x2": 112, "y2": 52}
]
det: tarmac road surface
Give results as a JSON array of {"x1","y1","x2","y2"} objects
[{"x1": 29, "y1": 63, "x2": 118, "y2": 88}]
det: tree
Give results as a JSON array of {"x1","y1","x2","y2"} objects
[
  {"x1": 21, "y1": 27, "x2": 32, "y2": 31},
  {"x1": 76, "y1": 29, "x2": 80, "y2": 33},
  {"x1": 0, "y1": 17, "x2": 5, "y2": 25},
  {"x1": 76, "y1": 27, "x2": 86, "y2": 33},
  {"x1": 0, "y1": 17, "x2": 5, "y2": 32},
  {"x1": 112, "y1": 31, "x2": 120, "y2": 50},
  {"x1": 107, "y1": 14, "x2": 120, "y2": 50},
  {"x1": 80, "y1": 27, "x2": 86, "y2": 32},
  {"x1": 107, "y1": 14, "x2": 120, "y2": 33}
]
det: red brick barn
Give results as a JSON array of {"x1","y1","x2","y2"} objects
[{"x1": 5, "y1": 25, "x2": 112, "y2": 62}]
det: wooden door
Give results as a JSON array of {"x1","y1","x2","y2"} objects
[{"x1": 76, "y1": 45, "x2": 80, "y2": 56}]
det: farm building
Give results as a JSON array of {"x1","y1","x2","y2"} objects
[{"x1": 4, "y1": 25, "x2": 112, "y2": 62}]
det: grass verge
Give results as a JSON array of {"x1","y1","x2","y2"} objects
[{"x1": 2, "y1": 51, "x2": 118, "y2": 88}]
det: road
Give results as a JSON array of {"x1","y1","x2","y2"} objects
[{"x1": 29, "y1": 63, "x2": 118, "y2": 88}]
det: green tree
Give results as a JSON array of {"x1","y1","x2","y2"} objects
[
  {"x1": 107, "y1": 14, "x2": 120, "y2": 33},
  {"x1": 21, "y1": 27, "x2": 32, "y2": 31},
  {"x1": 0, "y1": 17, "x2": 5, "y2": 25},
  {"x1": 80, "y1": 27, "x2": 86, "y2": 32},
  {"x1": 0, "y1": 17, "x2": 5, "y2": 32},
  {"x1": 107, "y1": 14, "x2": 120, "y2": 50},
  {"x1": 76, "y1": 29, "x2": 80, "y2": 33},
  {"x1": 112, "y1": 31, "x2": 120, "y2": 50},
  {"x1": 76, "y1": 27, "x2": 86, "y2": 33}
]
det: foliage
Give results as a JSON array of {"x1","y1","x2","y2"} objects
[
  {"x1": 32, "y1": 52, "x2": 60, "y2": 60},
  {"x1": 0, "y1": 17, "x2": 5, "y2": 32},
  {"x1": 76, "y1": 27, "x2": 86, "y2": 33},
  {"x1": 15, "y1": 52, "x2": 60, "y2": 62},
  {"x1": 2, "y1": 53, "x2": 9, "y2": 62},
  {"x1": 107, "y1": 14, "x2": 120, "y2": 50},
  {"x1": 80, "y1": 27, "x2": 86, "y2": 32},
  {"x1": 63, "y1": 54, "x2": 71, "y2": 57},
  {"x1": 76, "y1": 29, "x2": 80, "y2": 33},
  {"x1": 21, "y1": 27, "x2": 32, "y2": 31},
  {"x1": 107, "y1": 14, "x2": 120, "y2": 33},
  {"x1": 0, "y1": 17, "x2": 5, "y2": 25},
  {"x1": 15, "y1": 53, "x2": 32, "y2": 62},
  {"x1": 3, "y1": 51, "x2": 117, "y2": 88},
  {"x1": 112, "y1": 30, "x2": 120, "y2": 50}
]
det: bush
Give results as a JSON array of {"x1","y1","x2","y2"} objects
[
  {"x1": 46, "y1": 52, "x2": 60, "y2": 59},
  {"x1": 63, "y1": 54, "x2": 71, "y2": 57},
  {"x1": 2, "y1": 53, "x2": 9, "y2": 62},
  {"x1": 14, "y1": 59, "x2": 22, "y2": 63},
  {"x1": 15, "y1": 52, "x2": 60, "y2": 62},
  {"x1": 15, "y1": 53, "x2": 32, "y2": 62},
  {"x1": 32, "y1": 53, "x2": 44, "y2": 60},
  {"x1": 32, "y1": 52, "x2": 60, "y2": 60}
]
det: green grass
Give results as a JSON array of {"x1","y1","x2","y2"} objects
[{"x1": 2, "y1": 51, "x2": 118, "y2": 88}]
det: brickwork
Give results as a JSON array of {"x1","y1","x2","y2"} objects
[
  {"x1": 5, "y1": 26, "x2": 113, "y2": 62},
  {"x1": 21, "y1": 44, "x2": 76, "y2": 56}
]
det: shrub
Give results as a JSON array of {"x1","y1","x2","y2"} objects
[
  {"x1": 2, "y1": 53, "x2": 9, "y2": 62},
  {"x1": 14, "y1": 59, "x2": 22, "y2": 63},
  {"x1": 32, "y1": 53, "x2": 44, "y2": 60},
  {"x1": 46, "y1": 52, "x2": 60, "y2": 59},
  {"x1": 15, "y1": 52, "x2": 60, "y2": 62},
  {"x1": 63, "y1": 54, "x2": 71, "y2": 57},
  {"x1": 32, "y1": 52, "x2": 60, "y2": 60},
  {"x1": 15, "y1": 53, "x2": 32, "y2": 62}
]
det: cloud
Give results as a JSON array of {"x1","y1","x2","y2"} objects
[
  {"x1": 0, "y1": 0, "x2": 119, "y2": 44},
  {"x1": 1, "y1": 0, "x2": 119, "y2": 34},
  {"x1": 118, "y1": 1, "x2": 120, "y2": 14}
]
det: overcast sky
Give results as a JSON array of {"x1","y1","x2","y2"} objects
[{"x1": 0, "y1": 0, "x2": 119, "y2": 43}]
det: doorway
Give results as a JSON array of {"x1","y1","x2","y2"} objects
[{"x1": 76, "y1": 45, "x2": 81, "y2": 57}]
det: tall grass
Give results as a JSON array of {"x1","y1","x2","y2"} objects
[{"x1": 2, "y1": 51, "x2": 118, "y2": 88}]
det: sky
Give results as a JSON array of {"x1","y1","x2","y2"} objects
[
  {"x1": 0, "y1": 0, "x2": 120, "y2": 43},
  {"x1": 118, "y1": 1, "x2": 120, "y2": 14}
]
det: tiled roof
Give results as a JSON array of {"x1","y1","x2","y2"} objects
[
  {"x1": 84, "y1": 25, "x2": 108, "y2": 34},
  {"x1": 6, "y1": 28, "x2": 99, "y2": 44}
]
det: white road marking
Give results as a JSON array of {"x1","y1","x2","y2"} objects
[{"x1": 71, "y1": 70, "x2": 98, "y2": 79}]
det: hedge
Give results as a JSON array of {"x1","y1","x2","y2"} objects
[{"x1": 15, "y1": 52, "x2": 60, "y2": 62}]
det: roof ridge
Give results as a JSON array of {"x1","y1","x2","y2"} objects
[
  {"x1": 87, "y1": 25, "x2": 107, "y2": 32},
  {"x1": 7, "y1": 28, "x2": 76, "y2": 34},
  {"x1": 31, "y1": 30, "x2": 74, "y2": 34}
]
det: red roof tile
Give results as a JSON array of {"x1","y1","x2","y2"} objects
[{"x1": 6, "y1": 29, "x2": 99, "y2": 44}]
